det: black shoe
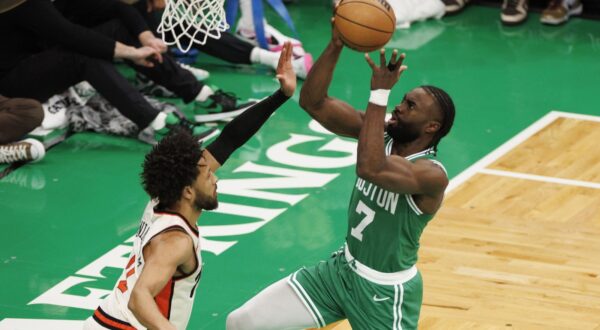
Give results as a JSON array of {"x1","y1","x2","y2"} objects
[
  {"x1": 162, "y1": 116, "x2": 220, "y2": 144},
  {"x1": 138, "y1": 112, "x2": 219, "y2": 145},
  {"x1": 133, "y1": 73, "x2": 177, "y2": 98},
  {"x1": 195, "y1": 89, "x2": 259, "y2": 123}
]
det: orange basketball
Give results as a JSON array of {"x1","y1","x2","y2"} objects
[{"x1": 334, "y1": 0, "x2": 396, "y2": 52}]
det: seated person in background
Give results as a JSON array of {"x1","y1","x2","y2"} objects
[
  {"x1": 0, "y1": 94, "x2": 45, "y2": 164},
  {"x1": 442, "y1": 0, "x2": 582, "y2": 26},
  {"x1": 0, "y1": 0, "x2": 254, "y2": 144}
]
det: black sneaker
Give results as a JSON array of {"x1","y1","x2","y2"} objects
[
  {"x1": 194, "y1": 89, "x2": 259, "y2": 123},
  {"x1": 501, "y1": 0, "x2": 529, "y2": 26},
  {"x1": 133, "y1": 73, "x2": 177, "y2": 98},
  {"x1": 138, "y1": 112, "x2": 220, "y2": 145}
]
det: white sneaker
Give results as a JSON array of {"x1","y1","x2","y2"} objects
[
  {"x1": 441, "y1": 0, "x2": 470, "y2": 15},
  {"x1": 501, "y1": 0, "x2": 529, "y2": 25},
  {"x1": 291, "y1": 53, "x2": 313, "y2": 80},
  {"x1": 179, "y1": 63, "x2": 210, "y2": 81},
  {"x1": 0, "y1": 138, "x2": 45, "y2": 164},
  {"x1": 541, "y1": 0, "x2": 583, "y2": 25},
  {"x1": 236, "y1": 23, "x2": 306, "y2": 57}
]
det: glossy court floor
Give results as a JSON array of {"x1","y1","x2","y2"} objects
[{"x1": 1, "y1": 3, "x2": 600, "y2": 329}]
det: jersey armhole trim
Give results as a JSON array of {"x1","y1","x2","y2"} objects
[
  {"x1": 405, "y1": 158, "x2": 446, "y2": 216},
  {"x1": 174, "y1": 247, "x2": 199, "y2": 281},
  {"x1": 428, "y1": 159, "x2": 448, "y2": 177},
  {"x1": 405, "y1": 194, "x2": 424, "y2": 216}
]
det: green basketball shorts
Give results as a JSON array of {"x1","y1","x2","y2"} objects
[{"x1": 287, "y1": 246, "x2": 422, "y2": 329}]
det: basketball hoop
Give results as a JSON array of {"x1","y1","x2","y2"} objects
[{"x1": 158, "y1": 0, "x2": 229, "y2": 53}]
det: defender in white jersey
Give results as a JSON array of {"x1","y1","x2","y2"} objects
[
  {"x1": 227, "y1": 24, "x2": 455, "y2": 330},
  {"x1": 90, "y1": 203, "x2": 203, "y2": 330},
  {"x1": 84, "y1": 42, "x2": 297, "y2": 330}
]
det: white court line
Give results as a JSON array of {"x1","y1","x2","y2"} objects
[
  {"x1": 446, "y1": 111, "x2": 561, "y2": 192},
  {"x1": 446, "y1": 111, "x2": 600, "y2": 193},
  {"x1": 479, "y1": 168, "x2": 600, "y2": 190},
  {"x1": 553, "y1": 111, "x2": 600, "y2": 123}
]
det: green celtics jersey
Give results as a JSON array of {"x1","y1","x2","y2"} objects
[{"x1": 346, "y1": 133, "x2": 446, "y2": 272}]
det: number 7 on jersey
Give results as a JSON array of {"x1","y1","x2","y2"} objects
[{"x1": 350, "y1": 200, "x2": 375, "y2": 241}]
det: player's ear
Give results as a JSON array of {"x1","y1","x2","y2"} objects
[
  {"x1": 182, "y1": 185, "x2": 194, "y2": 201},
  {"x1": 425, "y1": 120, "x2": 441, "y2": 134}
]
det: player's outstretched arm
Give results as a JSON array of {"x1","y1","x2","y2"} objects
[
  {"x1": 357, "y1": 50, "x2": 448, "y2": 201},
  {"x1": 128, "y1": 231, "x2": 194, "y2": 330},
  {"x1": 298, "y1": 18, "x2": 365, "y2": 139},
  {"x1": 203, "y1": 41, "x2": 297, "y2": 171}
]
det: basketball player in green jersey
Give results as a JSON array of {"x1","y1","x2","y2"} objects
[{"x1": 227, "y1": 24, "x2": 455, "y2": 330}]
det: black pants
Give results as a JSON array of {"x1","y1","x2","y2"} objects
[
  {"x1": 195, "y1": 31, "x2": 255, "y2": 65},
  {"x1": 0, "y1": 95, "x2": 44, "y2": 144},
  {"x1": 0, "y1": 20, "x2": 202, "y2": 130}
]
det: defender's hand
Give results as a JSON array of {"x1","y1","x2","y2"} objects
[
  {"x1": 276, "y1": 41, "x2": 297, "y2": 97},
  {"x1": 365, "y1": 49, "x2": 407, "y2": 90}
]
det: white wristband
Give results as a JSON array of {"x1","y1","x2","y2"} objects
[{"x1": 369, "y1": 89, "x2": 391, "y2": 107}]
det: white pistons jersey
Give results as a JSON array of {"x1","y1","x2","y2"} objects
[{"x1": 90, "y1": 204, "x2": 202, "y2": 330}]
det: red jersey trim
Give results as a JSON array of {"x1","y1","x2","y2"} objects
[
  {"x1": 154, "y1": 279, "x2": 175, "y2": 319},
  {"x1": 93, "y1": 307, "x2": 136, "y2": 330}
]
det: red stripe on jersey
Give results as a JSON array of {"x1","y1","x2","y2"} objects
[
  {"x1": 126, "y1": 267, "x2": 135, "y2": 278},
  {"x1": 125, "y1": 255, "x2": 136, "y2": 269},
  {"x1": 93, "y1": 307, "x2": 136, "y2": 330},
  {"x1": 155, "y1": 279, "x2": 175, "y2": 319}
]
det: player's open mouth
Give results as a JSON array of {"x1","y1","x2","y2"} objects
[{"x1": 388, "y1": 111, "x2": 400, "y2": 125}]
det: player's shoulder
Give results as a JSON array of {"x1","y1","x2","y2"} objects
[
  {"x1": 146, "y1": 229, "x2": 194, "y2": 261},
  {"x1": 414, "y1": 157, "x2": 447, "y2": 173},
  {"x1": 153, "y1": 229, "x2": 192, "y2": 247},
  {"x1": 413, "y1": 158, "x2": 449, "y2": 190}
]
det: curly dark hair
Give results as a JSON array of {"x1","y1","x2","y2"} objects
[{"x1": 141, "y1": 128, "x2": 203, "y2": 210}]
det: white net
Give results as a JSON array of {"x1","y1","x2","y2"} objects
[{"x1": 158, "y1": 0, "x2": 229, "y2": 52}]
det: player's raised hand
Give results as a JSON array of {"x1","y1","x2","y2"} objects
[
  {"x1": 365, "y1": 49, "x2": 407, "y2": 90},
  {"x1": 276, "y1": 41, "x2": 297, "y2": 97},
  {"x1": 330, "y1": 17, "x2": 344, "y2": 48}
]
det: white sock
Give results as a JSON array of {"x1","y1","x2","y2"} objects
[
  {"x1": 239, "y1": 0, "x2": 254, "y2": 29},
  {"x1": 195, "y1": 85, "x2": 215, "y2": 102},
  {"x1": 150, "y1": 111, "x2": 168, "y2": 131},
  {"x1": 238, "y1": 0, "x2": 270, "y2": 36},
  {"x1": 250, "y1": 47, "x2": 280, "y2": 70}
]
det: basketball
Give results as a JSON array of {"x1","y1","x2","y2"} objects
[{"x1": 334, "y1": 0, "x2": 396, "y2": 52}]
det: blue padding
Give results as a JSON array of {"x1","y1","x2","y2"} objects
[
  {"x1": 225, "y1": 0, "x2": 239, "y2": 30},
  {"x1": 252, "y1": 0, "x2": 268, "y2": 48},
  {"x1": 265, "y1": 0, "x2": 297, "y2": 35}
]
